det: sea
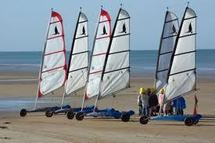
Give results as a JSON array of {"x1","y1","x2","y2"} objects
[{"x1": 0, "y1": 49, "x2": 214, "y2": 75}]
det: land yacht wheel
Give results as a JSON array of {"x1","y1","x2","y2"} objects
[
  {"x1": 45, "y1": 110, "x2": 53, "y2": 117},
  {"x1": 139, "y1": 115, "x2": 149, "y2": 125},
  {"x1": 76, "y1": 112, "x2": 84, "y2": 121},
  {"x1": 67, "y1": 110, "x2": 75, "y2": 120},
  {"x1": 184, "y1": 117, "x2": 194, "y2": 126},
  {"x1": 121, "y1": 113, "x2": 130, "y2": 122},
  {"x1": 20, "y1": 109, "x2": 27, "y2": 117}
]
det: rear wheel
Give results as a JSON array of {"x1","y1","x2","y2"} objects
[
  {"x1": 67, "y1": 111, "x2": 75, "y2": 120},
  {"x1": 184, "y1": 117, "x2": 194, "y2": 126},
  {"x1": 20, "y1": 109, "x2": 27, "y2": 117},
  {"x1": 139, "y1": 115, "x2": 149, "y2": 125},
  {"x1": 76, "y1": 112, "x2": 84, "y2": 121},
  {"x1": 45, "y1": 110, "x2": 53, "y2": 117},
  {"x1": 121, "y1": 113, "x2": 130, "y2": 122}
]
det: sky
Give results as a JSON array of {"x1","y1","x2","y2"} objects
[{"x1": 0, "y1": 0, "x2": 214, "y2": 51}]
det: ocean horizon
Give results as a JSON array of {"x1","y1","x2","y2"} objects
[{"x1": 0, "y1": 49, "x2": 214, "y2": 75}]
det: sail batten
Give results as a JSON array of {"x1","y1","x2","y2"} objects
[
  {"x1": 65, "y1": 11, "x2": 89, "y2": 95},
  {"x1": 38, "y1": 10, "x2": 67, "y2": 98},
  {"x1": 100, "y1": 8, "x2": 130, "y2": 98},
  {"x1": 165, "y1": 7, "x2": 197, "y2": 101}
]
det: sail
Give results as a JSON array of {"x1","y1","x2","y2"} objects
[
  {"x1": 165, "y1": 7, "x2": 197, "y2": 101},
  {"x1": 100, "y1": 8, "x2": 130, "y2": 98},
  {"x1": 65, "y1": 12, "x2": 88, "y2": 95},
  {"x1": 38, "y1": 11, "x2": 67, "y2": 97},
  {"x1": 155, "y1": 11, "x2": 179, "y2": 92},
  {"x1": 86, "y1": 9, "x2": 111, "y2": 99}
]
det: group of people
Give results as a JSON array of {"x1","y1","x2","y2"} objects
[{"x1": 137, "y1": 88, "x2": 186, "y2": 117}]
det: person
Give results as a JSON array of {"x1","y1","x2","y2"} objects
[
  {"x1": 173, "y1": 96, "x2": 186, "y2": 115},
  {"x1": 137, "y1": 88, "x2": 144, "y2": 115},
  {"x1": 158, "y1": 88, "x2": 165, "y2": 115},
  {"x1": 148, "y1": 88, "x2": 158, "y2": 116},
  {"x1": 146, "y1": 88, "x2": 151, "y2": 116},
  {"x1": 142, "y1": 89, "x2": 149, "y2": 116}
]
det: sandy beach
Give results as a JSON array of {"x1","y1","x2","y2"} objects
[{"x1": 0, "y1": 72, "x2": 215, "y2": 143}]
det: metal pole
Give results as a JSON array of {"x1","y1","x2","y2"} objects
[
  {"x1": 81, "y1": 92, "x2": 86, "y2": 111},
  {"x1": 60, "y1": 92, "x2": 66, "y2": 107}
]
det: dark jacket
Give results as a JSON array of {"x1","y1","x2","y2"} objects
[{"x1": 148, "y1": 93, "x2": 158, "y2": 107}]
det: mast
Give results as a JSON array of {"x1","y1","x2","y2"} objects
[
  {"x1": 155, "y1": 9, "x2": 179, "y2": 92},
  {"x1": 165, "y1": 6, "x2": 197, "y2": 101},
  {"x1": 34, "y1": 9, "x2": 67, "y2": 109},
  {"x1": 99, "y1": 8, "x2": 130, "y2": 99},
  {"x1": 34, "y1": 9, "x2": 52, "y2": 109}
]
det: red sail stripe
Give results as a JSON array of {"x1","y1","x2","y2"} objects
[
  {"x1": 50, "y1": 20, "x2": 62, "y2": 24},
  {"x1": 42, "y1": 66, "x2": 65, "y2": 73},
  {"x1": 44, "y1": 50, "x2": 65, "y2": 56},
  {"x1": 52, "y1": 11, "x2": 63, "y2": 21}
]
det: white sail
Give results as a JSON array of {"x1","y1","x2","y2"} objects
[
  {"x1": 65, "y1": 12, "x2": 88, "y2": 95},
  {"x1": 100, "y1": 8, "x2": 130, "y2": 98},
  {"x1": 155, "y1": 11, "x2": 179, "y2": 92},
  {"x1": 165, "y1": 7, "x2": 197, "y2": 101},
  {"x1": 85, "y1": 9, "x2": 111, "y2": 99},
  {"x1": 38, "y1": 11, "x2": 67, "y2": 97}
]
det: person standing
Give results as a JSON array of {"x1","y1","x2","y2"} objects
[
  {"x1": 137, "y1": 88, "x2": 144, "y2": 116},
  {"x1": 149, "y1": 88, "x2": 158, "y2": 116},
  {"x1": 173, "y1": 96, "x2": 186, "y2": 115},
  {"x1": 142, "y1": 88, "x2": 149, "y2": 116},
  {"x1": 158, "y1": 88, "x2": 165, "y2": 115}
]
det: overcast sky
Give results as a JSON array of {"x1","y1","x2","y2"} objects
[{"x1": 0, "y1": 0, "x2": 214, "y2": 51}]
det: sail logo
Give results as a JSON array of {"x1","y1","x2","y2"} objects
[
  {"x1": 120, "y1": 23, "x2": 127, "y2": 33},
  {"x1": 53, "y1": 26, "x2": 60, "y2": 35},
  {"x1": 81, "y1": 26, "x2": 86, "y2": 35},
  {"x1": 170, "y1": 25, "x2": 177, "y2": 34},
  {"x1": 187, "y1": 23, "x2": 193, "y2": 33},
  {"x1": 102, "y1": 26, "x2": 107, "y2": 35}
]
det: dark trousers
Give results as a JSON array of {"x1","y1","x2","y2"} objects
[{"x1": 139, "y1": 105, "x2": 143, "y2": 115}]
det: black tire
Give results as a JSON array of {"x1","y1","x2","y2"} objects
[
  {"x1": 67, "y1": 111, "x2": 75, "y2": 120},
  {"x1": 76, "y1": 112, "x2": 84, "y2": 121},
  {"x1": 121, "y1": 113, "x2": 130, "y2": 122},
  {"x1": 20, "y1": 109, "x2": 27, "y2": 117},
  {"x1": 45, "y1": 110, "x2": 53, "y2": 117},
  {"x1": 139, "y1": 115, "x2": 149, "y2": 125},
  {"x1": 184, "y1": 117, "x2": 194, "y2": 126}
]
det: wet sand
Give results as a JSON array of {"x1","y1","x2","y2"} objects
[{"x1": 0, "y1": 72, "x2": 215, "y2": 143}]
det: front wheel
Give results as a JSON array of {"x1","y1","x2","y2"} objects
[
  {"x1": 139, "y1": 115, "x2": 149, "y2": 125},
  {"x1": 67, "y1": 111, "x2": 75, "y2": 120},
  {"x1": 45, "y1": 110, "x2": 53, "y2": 117},
  {"x1": 76, "y1": 112, "x2": 84, "y2": 121},
  {"x1": 184, "y1": 117, "x2": 194, "y2": 126},
  {"x1": 121, "y1": 113, "x2": 130, "y2": 122},
  {"x1": 20, "y1": 109, "x2": 27, "y2": 117}
]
